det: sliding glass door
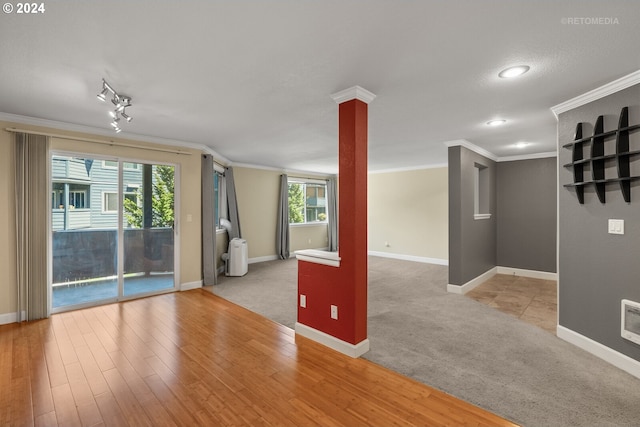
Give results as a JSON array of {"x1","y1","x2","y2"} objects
[
  {"x1": 51, "y1": 155, "x2": 176, "y2": 311},
  {"x1": 123, "y1": 163, "x2": 175, "y2": 296}
]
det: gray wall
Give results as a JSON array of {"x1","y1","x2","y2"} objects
[
  {"x1": 558, "y1": 84, "x2": 640, "y2": 361},
  {"x1": 448, "y1": 146, "x2": 497, "y2": 285},
  {"x1": 497, "y1": 157, "x2": 557, "y2": 273}
]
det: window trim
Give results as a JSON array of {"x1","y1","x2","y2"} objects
[
  {"x1": 287, "y1": 179, "x2": 329, "y2": 225},
  {"x1": 102, "y1": 160, "x2": 141, "y2": 171},
  {"x1": 102, "y1": 191, "x2": 139, "y2": 214}
]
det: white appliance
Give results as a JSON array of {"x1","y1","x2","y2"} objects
[{"x1": 225, "y1": 238, "x2": 248, "y2": 276}]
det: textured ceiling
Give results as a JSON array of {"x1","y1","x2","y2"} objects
[{"x1": 1, "y1": 0, "x2": 639, "y2": 173}]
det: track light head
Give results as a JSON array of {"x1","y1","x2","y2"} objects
[
  {"x1": 98, "y1": 79, "x2": 132, "y2": 132},
  {"x1": 97, "y1": 87, "x2": 107, "y2": 102}
]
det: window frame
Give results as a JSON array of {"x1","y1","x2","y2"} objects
[
  {"x1": 103, "y1": 160, "x2": 141, "y2": 171},
  {"x1": 287, "y1": 179, "x2": 329, "y2": 226},
  {"x1": 102, "y1": 191, "x2": 139, "y2": 214}
]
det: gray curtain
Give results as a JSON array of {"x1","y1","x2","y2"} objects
[
  {"x1": 15, "y1": 132, "x2": 50, "y2": 321},
  {"x1": 225, "y1": 167, "x2": 242, "y2": 240},
  {"x1": 327, "y1": 176, "x2": 338, "y2": 252},
  {"x1": 201, "y1": 155, "x2": 216, "y2": 285},
  {"x1": 276, "y1": 174, "x2": 290, "y2": 259}
]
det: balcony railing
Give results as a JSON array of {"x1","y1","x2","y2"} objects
[{"x1": 52, "y1": 227, "x2": 174, "y2": 285}]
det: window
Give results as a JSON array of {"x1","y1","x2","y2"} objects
[
  {"x1": 474, "y1": 163, "x2": 491, "y2": 220},
  {"x1": 103, "y1": 160, "x2": 141, "y2": 170},
  {"x1": 51, "y1": 184, "x2": 88, "y2": 209},
  {"x1": 69, "y1": 190, "x2": 87, "y2": 209},
  {"x1": 288, "y1": 180, "x2": 328, "y2": 224},
  {"x1": 213, "y1": 171, "x2": 228, "y2": 230},
  {"x1": 103, "y1": 192, "x2": 138, "y2": 213},
  {"x1": 52, "y1": 189, "x2": 63, "y2": 209}
]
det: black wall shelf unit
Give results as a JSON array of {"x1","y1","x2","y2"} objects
[{"x1": 563, "y1": 107, "x2": 640, "y2": 204}]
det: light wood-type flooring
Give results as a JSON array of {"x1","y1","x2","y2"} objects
[
  {"x1": 466, "y1": 274, "x2": 557, "y2": 333},
  {"x1": 1, "y1": 289, "x2": 518, "y2": 427}
]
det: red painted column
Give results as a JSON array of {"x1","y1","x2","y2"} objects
[
  {"x1": 337, "y1": 97, "x2": 369, "y2": 344},
  {"x1": 296, "y1": 87, "x2": 375, "y2": 354}
]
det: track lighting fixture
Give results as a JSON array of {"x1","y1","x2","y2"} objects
[{"x1": 96, "y1": 79, "x2": 133, "y2": 132}]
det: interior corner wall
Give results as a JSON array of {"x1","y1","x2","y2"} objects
[
  {"x1": 448, "y1": 145, "x2": 497, "y2": 285},
  {"x1": 368, "y1": 167, "x2": 448, "y2": 261},
  {"x1": 497, "y1": 157, "x2": 557, "y2": 273},
  {"x1": 558, "y1": 84, "x2": 640, "y2": 362},
  {"x1": 232, "y1": 166, "x2": 329, "y2": 260}
]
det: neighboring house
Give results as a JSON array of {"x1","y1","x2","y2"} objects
[{"x1": 51, "y1": 156, "x2": 142, "y2": 231}]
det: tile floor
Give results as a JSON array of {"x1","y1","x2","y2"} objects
[{"x1": 466, "y1": 274, "x2": 557, "y2": 333}]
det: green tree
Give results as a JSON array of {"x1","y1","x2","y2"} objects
[
  {"x1": 124, "y1": 165, "x2": 175, "y2": 228},
  {"x1": 288, "y1": 183, "x2": 305, "y2": 223}
]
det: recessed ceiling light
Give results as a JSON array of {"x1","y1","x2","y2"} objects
[
  {"x1": 486, "y1": 119, "x2": 506, "y2": 126},
  {"x1": 515, "y1": 142, "x2": 529, "y2": 148},
  {"x1": 498, "y1": 65, "x2": 530, "y2": 78}
]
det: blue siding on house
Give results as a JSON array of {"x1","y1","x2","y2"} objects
[
  {"x1": 52, "y1": 157, "x2": 91, "y2": 182},
  {"x1": 52, "y1": 156, "x2": 145, "y2": 230},
  {"x1": 52, "y1": 210, "x2": 91, "y2": 231}
]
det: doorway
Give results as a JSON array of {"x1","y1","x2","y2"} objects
[{"x1": 51, "y1": 154, "x2": 177, "y2": 311}]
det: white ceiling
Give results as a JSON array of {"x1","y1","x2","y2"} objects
[{"x1": 1, "y1": 1, "x2": 639, "y2": 173}]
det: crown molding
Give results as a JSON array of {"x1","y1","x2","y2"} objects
[
  {"x1": 497, "y1": 151, "x2": 557, "y2": 162},
  {"x1": 0, "y1": 111, "x2": 231, "y2": 164},
  {"x1": 230, "y1": 161, "x2": 331, "y2": 179},
  {"x1": 330, "y1": 86, "x2": 376, "y2": 104},
  {"x1": 550, "y1": 70, "x2": 640, "y2": 120},
  {"x1": 444, "y1": 139, "x2": 498, "y2": 162},
  {"x1": 369, "y1": 163, "x2": 448, "y2": 174}
]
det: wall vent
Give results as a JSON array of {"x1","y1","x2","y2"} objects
[{"x1": 621, "y1": 299, "x2": 640, "y2": 345}]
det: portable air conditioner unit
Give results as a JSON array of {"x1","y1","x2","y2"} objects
[{"x1": 225, "y1": 238, "x2": 248, "y2": 277}]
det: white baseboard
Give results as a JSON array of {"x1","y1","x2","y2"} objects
[
  {"x1": 295, "y1": 322, "x2": 370, "y2": 358},
  {"x1": 447, "y1": 267, "x2": 497, "y2": 294},
  {"x1": 180, "y1": 280, "x2": 203, "y2": 291},
  {"x1": 368, "y1": 251, "x2": 448, "y2": 266},
  {"x1": 557, "y1": 325, "x2": 640, "y2": 380},
  {"x1": 248, "y1": 255, "x2": 279, "y2": 264},
  {"x1": 497, "y1": 266, "x2": 557, "y2": 281},
  {"x1": 0, "y1": 310, "x2": 26, "y2": 325}
]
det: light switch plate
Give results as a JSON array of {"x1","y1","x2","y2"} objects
[
  {"x1": 608, "y1": 219, "x2": 624, "y2": 235},
  {"x1": 300, "y1": 294, "x2": 306, "y2": 308}
]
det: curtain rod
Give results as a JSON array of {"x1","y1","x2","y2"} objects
[
  {"x1": 288, "y1": 174, "x2": 330, "y2": 182},
  {"x1": 5, "y1": 127, "x2": 192, "y2": 155}
]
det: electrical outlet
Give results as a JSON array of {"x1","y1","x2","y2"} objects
[
  {"x1": 300, "y1": 294, "x2": 306, "y2": 308},
  {"x1": 330, "y1": 305, "x2": 338, "y2": 320}
]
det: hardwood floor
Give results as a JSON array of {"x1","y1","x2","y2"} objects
[{"x1": 0, "y1": 290, "x2": 518, "y2": 426}]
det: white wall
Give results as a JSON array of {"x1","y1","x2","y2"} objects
[
  {"x1": 232, "y1": 166, "x2": 330, "y2": 260},
  {"x1": 368, "y1": 167, "x2": 448, "y2": 262}
]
